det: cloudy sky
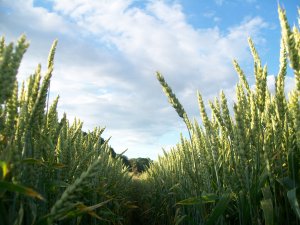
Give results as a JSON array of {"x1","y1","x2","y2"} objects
[{"x1": 0, "y1": 0, "x2": 298, "y2": 159}]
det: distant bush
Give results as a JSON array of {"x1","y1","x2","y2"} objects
[{"x1": 129, "y1": 158, "x2": 153, "y2": 174}]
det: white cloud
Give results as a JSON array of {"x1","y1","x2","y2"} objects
[
  {"x1": 1, "y1": 0, "x2": 270, "y2": 159},
  {"x1": 246, "y1": 0, "x2": 257, "y2": 3},
  {"x1": 1, "y1": 0, "x2": 73, "y2": 35},
  {"x1": 215, "y1": 0, "x2": 224, "y2": 6},
  {"x1": 266, "y1": 75, "x2": 296, "y2": 95}
]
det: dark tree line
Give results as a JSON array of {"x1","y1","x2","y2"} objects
[
  {"x1": 98, "y1": 136, "x2": 152, "y2": 174},
  {"x1": 116, "y1": 154, "x2": 152, "y2": 174}
]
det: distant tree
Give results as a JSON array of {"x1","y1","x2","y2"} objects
[{"x1": 129, "y1": 158, "x2": 152, "y2": 174}]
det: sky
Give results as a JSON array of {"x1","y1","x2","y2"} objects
[{"x1": 0, "y1": 0, "x2": 298, "y2": 159}]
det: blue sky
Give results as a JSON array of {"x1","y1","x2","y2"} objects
[{"x1": 0, "y1": 0, "x2": 298, "y2": 159}]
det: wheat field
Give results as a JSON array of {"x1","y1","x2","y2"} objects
[{"x1": 0, "y1": 5, "x2": 299, "y2": 225}]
